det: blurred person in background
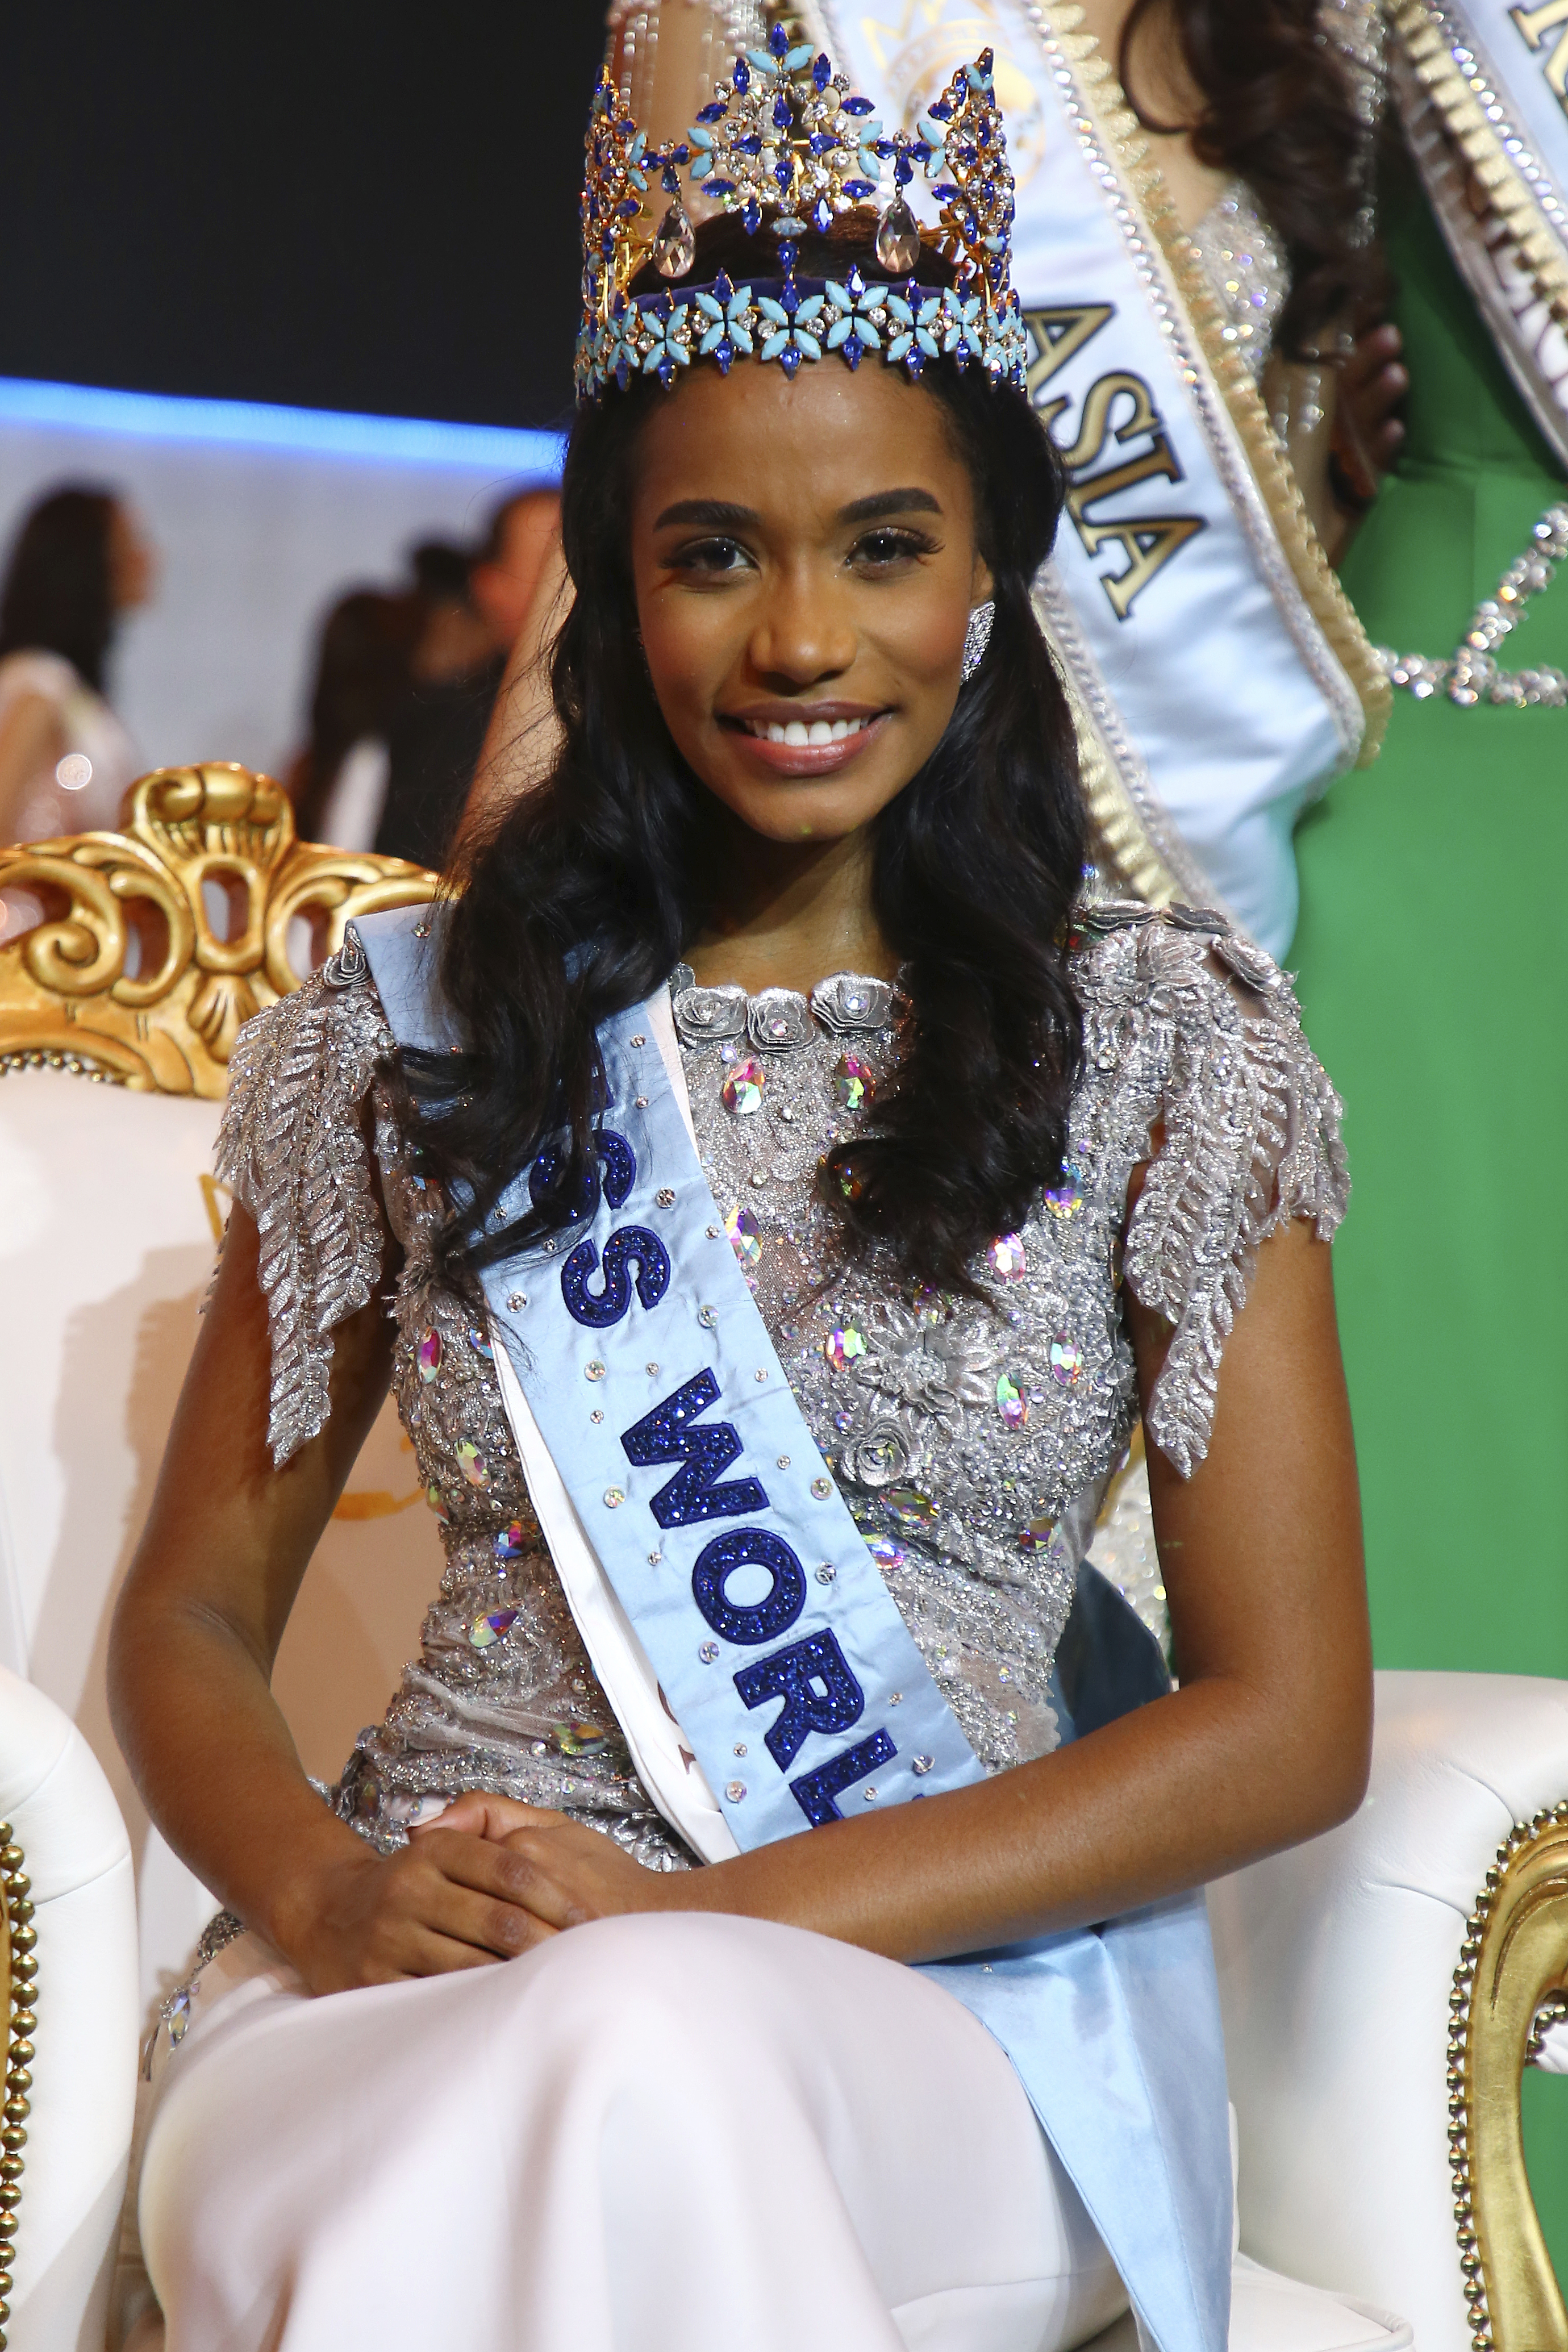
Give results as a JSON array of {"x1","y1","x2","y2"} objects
[
  {"x1": 468, "y1": 482, "x2": 560, "y2": 654},
  {"x1": 288, "y1": 589, "x2": 421, "y2": 850},
  {"x1": 374, "y1": 489, "x2": 561, "y2": 870},
  {"x1": 373, "y1": 537, "x2": 509, "y2": 870},
  {"x1": 0, "y1": 483, "x2": 153, "y2": 845}
]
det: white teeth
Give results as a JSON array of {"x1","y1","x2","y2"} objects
[{"x1": 744, "y1": 714, "x2": 870, "y2": 744}]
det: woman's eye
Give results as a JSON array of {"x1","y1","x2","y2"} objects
[
  {"x1": 852, "y1": 528, "x2": 935, "y2": 568},
  {"x1": 669, "y1": 536, "x2": 752, "y2": 575}
]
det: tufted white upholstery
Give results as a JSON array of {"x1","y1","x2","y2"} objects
[{"x1": 0, "y1": 1664, "x2": 138, "y2": 2352}]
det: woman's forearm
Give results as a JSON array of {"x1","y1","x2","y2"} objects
[
  {"x1": 109, "y1": 1206, "x2": 395, "y2": 1949},
  {"x1": 657, "y1": 1659, "x2": 1366, "y2": 1963},
  {"x1": 111, "y1": 1592, "x2": 375, "y2": 1946}
]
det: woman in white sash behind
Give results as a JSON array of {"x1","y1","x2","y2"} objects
[{"x1": 111, "y1": 45, "x2": 1371, "y2": 2352}]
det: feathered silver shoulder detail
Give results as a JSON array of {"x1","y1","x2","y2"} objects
[
  {"x1": 1072, "y1": 903, "x2": 1349, "y2": 1477},
  {"x1": 216, "y1": 930, "x2": 397, "y2": 1466}
]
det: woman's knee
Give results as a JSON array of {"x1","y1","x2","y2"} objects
[{"x1": 514, "y1": 1912, "x2": 824, "y2": 2099}]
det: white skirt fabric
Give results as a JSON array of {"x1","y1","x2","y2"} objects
[{"x1": 139, "y1": 1911, "x2": 1130, "y2": 2352}]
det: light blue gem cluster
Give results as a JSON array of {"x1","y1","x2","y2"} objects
[{"x1": 576, "y1": 28, "x2": 1028, "y2": 402}]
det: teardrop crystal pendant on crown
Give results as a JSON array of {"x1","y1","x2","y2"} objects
[
  {"x1": 653, "y1": 197, "x2": 697, "y2": 280},
  {"x1": 875, "y1": 194, "x2": 920, "y2": 274}
]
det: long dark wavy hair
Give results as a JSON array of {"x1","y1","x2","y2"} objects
[
  {"x1": 407, "y1": 214, "x2": 1086, "y2": 1301},
  {"x1": 1121, "y1": 0, "x2": 1380, "y2": 353},
  {"x1": 0, "y1": 485, "x2": 119, "y2": 692}
]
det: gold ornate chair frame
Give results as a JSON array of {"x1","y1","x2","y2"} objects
[
  {"x1": 1452, "y1": 1805, "x2": 1568, "y2": 2346},
  {"x1": 0, "y1": 764, "x2": 434, "y2": 1095},
  {"x1": 0, "y1": 1827, "x2": 34, "y2": 2347}
]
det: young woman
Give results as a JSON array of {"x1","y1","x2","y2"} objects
[
  {"x1": 472, "y1": 0, "x2": 1401, "y2": 955},
  {"x1": 111, "y1": 47, "x2": 1369, "y2": 2351},
  {"x1": 0, "y1": 483, "x2": 152, "y2": 846}
]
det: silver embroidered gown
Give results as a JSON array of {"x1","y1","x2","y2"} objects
[{"x1": 217, "y1": 902, "x2": 1346, "y2": 1872}]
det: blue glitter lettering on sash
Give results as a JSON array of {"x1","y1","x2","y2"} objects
[
  {"x1": 733, "y1": 1628, "x2": 866, "y2": 1769},
  {"x1": 529, "y1": 1128, "x2": 636, "y2": 1220},
  {"x1": 621, "y1": 1370, "x2": 769, "y2": 1528},
  {"x1": 789, "y1": 1728, "x2": 897, "y2": 1824},
  {"x1": 561, "y1": 1226, "x2": 672, "y2": 1327},
  {"x1": 691, "y1": 1527, "x2": 807, "y2": 1645}
]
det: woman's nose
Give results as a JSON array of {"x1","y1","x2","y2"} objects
[{"x1": 748, "y1": 568, "x2": 857, "y2": 683}]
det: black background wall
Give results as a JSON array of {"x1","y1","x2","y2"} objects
[{"x1": 0, "y1": 3, "x2": 606, "y2": 428}]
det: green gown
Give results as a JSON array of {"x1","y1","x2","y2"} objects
[{"x1": 1288, "y1": 162, "x2": 1568, "y2": 2262}]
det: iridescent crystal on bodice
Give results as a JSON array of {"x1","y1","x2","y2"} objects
[
  {"x1": 1190, "y1": 182, "x2": 1288, "y2": 381},
  {"x1": 218, "y1": 906, "x2": 1346, "y2": 1867}
]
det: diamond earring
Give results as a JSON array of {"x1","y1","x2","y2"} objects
[{"x1": 961, "y1": 599, "x2": 995, "y2": 682}]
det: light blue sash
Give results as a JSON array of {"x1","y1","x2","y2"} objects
[{"x1": 357, "y1": 906, "x2": 1232, "y2": 2352}]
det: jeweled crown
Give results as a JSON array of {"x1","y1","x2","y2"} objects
[{"x1": 576, "y1": 28, "x2": 1027, "y2": 402}]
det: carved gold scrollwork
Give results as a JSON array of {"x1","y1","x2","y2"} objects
[
  {"x1": 0, "y1": 764, "x2": 435, "y2": 1096},
  {"x1": 1451, "y1": 1803, "x2": 1568, "y2": 2350}
]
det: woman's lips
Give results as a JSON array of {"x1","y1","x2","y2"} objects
[{"x1": 723, "y1": 710, "x2": 890, "y2": 777}]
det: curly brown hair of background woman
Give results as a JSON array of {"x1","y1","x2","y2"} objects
[{"x1": 1120, "y1": 0, "x2": 1382, "y2": 355}]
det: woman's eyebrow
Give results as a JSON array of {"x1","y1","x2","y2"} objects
[
  {"x1": 653, "y1": 487, "x2": 944, "y2": 531},
  {"x1": 839, "y1": 487, "x2": 943, "y2": 523},
  {"x1": 653, "y1": 498, "x2": 760, "y2": 530}
]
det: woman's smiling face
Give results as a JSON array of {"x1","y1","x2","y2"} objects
[{"x1": 629, "y1": 355, "x2": 992, "y2": 844}]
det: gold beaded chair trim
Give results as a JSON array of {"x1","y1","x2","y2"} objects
[
  {"x1": 1449, "y1": 1798, "x2": 1568, "y2": 2350},
  {"x1": 0, "y1": 1825, "x2": 35, "y2": 2351}
]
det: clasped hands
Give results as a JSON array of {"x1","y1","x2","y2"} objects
[{"x1": 291, "y1": 1795, "x2": 679, "y2": 1993}]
